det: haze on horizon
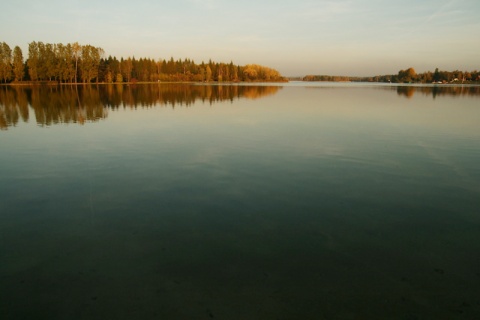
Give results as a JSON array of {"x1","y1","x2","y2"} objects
[{"x1": 1, "y1": 0, "x2": 479, "y2": 77}]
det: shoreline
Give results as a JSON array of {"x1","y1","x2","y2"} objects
[
  {"x1": 2, "y1": 79, "x2": 480, "y2": 87},
  {"x1": 1, "y1": 80, "x2": 289, "y2": 86}
]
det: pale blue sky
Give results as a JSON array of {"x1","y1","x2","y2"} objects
[{"x1": 1, "y1": 0, "x2": 479, "y2": 76}]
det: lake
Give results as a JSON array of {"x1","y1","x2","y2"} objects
[{"x1": 1, "y1": 83, "x2": 480, "y2": 319}]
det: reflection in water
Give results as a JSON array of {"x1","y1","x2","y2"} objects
[
  {"x1": 2, "y1": 83, "x2": 479, "y2": 129},
  {"x1": 0, "y1": 86, "x2": 29, "y2": 130},
  {"x1": 395, "y1": 84, "x2": 480, "y2": 99},
  {"x1": 0, "y1": 86, "x2": 107, "y2": 129},
  {"x1": 104, "y1": 84, "x2": 280, "y2": 109},
  {"x1": 0, "y1": 84, "x2": 280, "y2": 129}
]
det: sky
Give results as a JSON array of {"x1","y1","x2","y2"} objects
[{"x1": 1, "y1": 0, "x2": 479, "y2": 76}]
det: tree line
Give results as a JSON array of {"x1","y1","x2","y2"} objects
[
  {"x1": 303, "y1": 67, "x2": 480, "y2": 84},
  {"x1": 0, "y1": 41, "x2": 286, "y2": 84}
]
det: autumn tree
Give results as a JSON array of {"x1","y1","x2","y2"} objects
[
  {"x1": 242, "y1": 64, "x2": 283, "y2": 82},
  {"x1": 36, "y1": 42, "x2": 48, "y2": 80},
  {"x1": 0, "y1": 42, "x2": 13, "y2": 82},
  {"x1": 44, "y1": 43, "x2": 57, "y2": 80},
  {"x1": 120, "y1": 57, "x2": 133, "y2": 82},
  {"x1": 72, "y1": 42, "x2": 81, "y2": 83},
  {"x1": 243, "y1": 65, "x2": 257, "y2": 81},
  {"x1": 397, "y1": 67, "x2": 417, "y2": 83},
  {"x1": 80, "y1": 45, "x2": 101, "y2": 83},
  {"x1": 27, "y1": 42, "x2": 40, "y2": 81},
  {"x1": 13, "y1": 46, "x2": 24, "y2": 81},
  {"x1": 206, "y1": 65, "x2": 212, "y2": 82},
  {"x1": 57, "y1": 43, "x2": 76, "y2": 83}
]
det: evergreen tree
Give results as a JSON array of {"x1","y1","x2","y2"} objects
[{"x1": 433, "y1": 68, "x2": 440, "y2": 82}]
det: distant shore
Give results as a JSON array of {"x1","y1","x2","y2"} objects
[{"x1": 300, "y1": 67, "x2": 480, "y2": 84}]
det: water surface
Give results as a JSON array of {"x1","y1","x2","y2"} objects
[{"x1": 1, "y1": 83, "x2": 480, "y2": 319}]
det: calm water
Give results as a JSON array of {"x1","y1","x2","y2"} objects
[{"x1": 1, "y1": 83, "x2": 480, "y2": 319}]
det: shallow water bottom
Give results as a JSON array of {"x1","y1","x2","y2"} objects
[{"x1": 2, "y1": 187, "x2": 480, "y2": 319}]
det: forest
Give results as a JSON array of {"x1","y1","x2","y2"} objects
[
  {"x1": 303, "y1": 67, "x2": 480, "y2": 84},
  {"x1": 0, "y1": 41, "x2": 286, "y2": 84}
]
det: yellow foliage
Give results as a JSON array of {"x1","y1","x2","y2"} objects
[{"x1": 243, "y1": 64, "x2": 282, "y2": 81}]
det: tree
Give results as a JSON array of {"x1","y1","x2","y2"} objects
[
  {"x1": 80, "y1": 45, "x2": 101, "y2": 83},
  {"x1": 27, "y1": 42, "x2": 39, "y2": 81},
  {"x1": 44, "y1": 43, "x2": 57, "y2": 81},
  {"x1": 464, "y1": 71, "x2": 471, "y2": 82},
  {"x1": 120, "y1": 57, "x2": 133, "y2": 82},
  {"x1": 166, "y1": 57, "x2": 175, "y2": 74},
  {"x1": 55, "y1": 43, "x2": 75, "y2": 83},
  {"x1": 206, "y1": 65, "x2": 212, "y2": 82},
  {"x1": 398, "y1": 67, "x2": 416, "y2": 83},
  {"x1": 63, "y1": 43, "x2": 76, "y2": 83},
  {"x1": 0, "y1": 42, "x2": 13, "y2": 82},
  {"x1": 433, "y1": 68, "x2": 440, "y2": 82},
  {"x1": 36, "y1": 42, "x2": 47, "y2": 80},
  {"x1": 72, "y1": 42, "x2": 81, "y2": 83},
  {"x1": 229, "y1": 61, "x2": 238, "y2": 82},
  {"x1": 107, "y1": 56, "x2": 121, "y2": 82},
  {"x1": 13, "y1": 46, "x2": 24, "y2": 81},
  {"x1": 241, "y1": 64, "x2": 283, "y2": 82},
  {"x1": 243, "y1": 65, "x2": 258, "y2": 81}
]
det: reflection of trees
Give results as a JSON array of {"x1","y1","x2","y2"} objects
[
  {"x1": 0, "y1": 85, "x2": 107, "y2": 129},
  {"x1": 0, "y1": 87, "x2": 29, "y2": 130},
  {"x1": 100, "y1": 84, "x2": 280, "y2": 109},
  {"x1": 396, "y1": 86, "x2": 415, "y2": 98},
  {"x1": 1, "y1": 84, "x2": 280, "y2": 129},
  {"x1": 29, "y1": 85, "x2": 107, "y2": 126},
  {"x1": 395, "y1": 85, "x2": 480, "y2": 99}
]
